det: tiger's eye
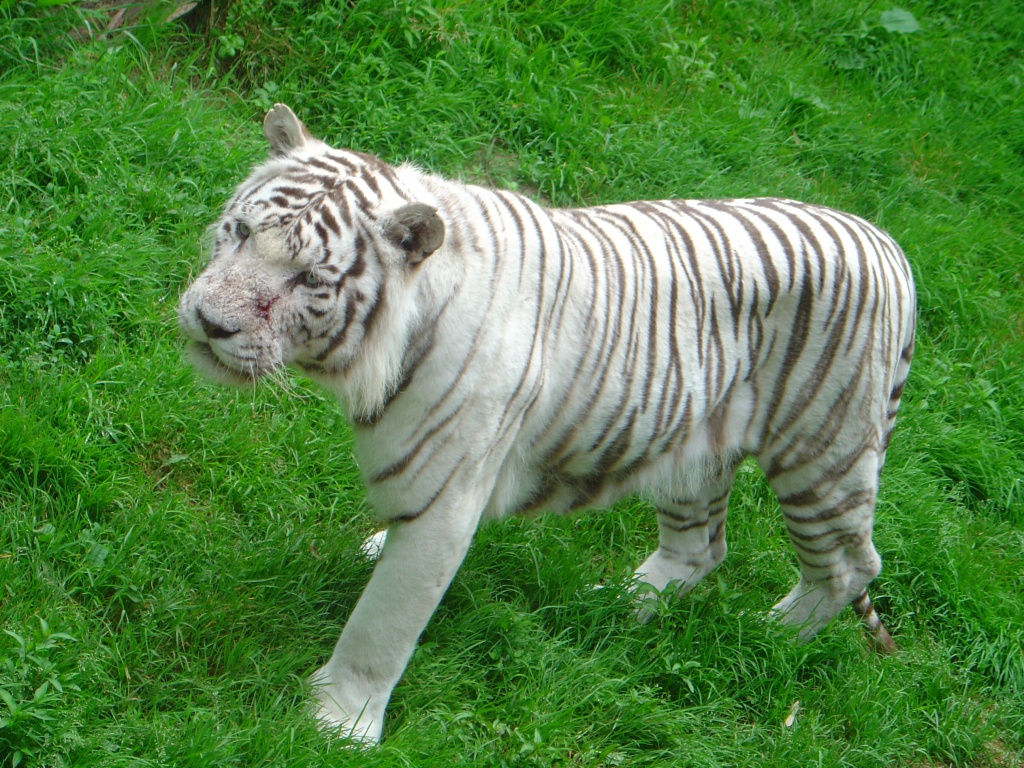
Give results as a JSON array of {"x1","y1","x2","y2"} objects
[
  {"x1": 237, "y1": 222, "x2": 251, "y2": 238},
  {"x1": 304, "y1": 271, "x2": 322, "y2": 288}
]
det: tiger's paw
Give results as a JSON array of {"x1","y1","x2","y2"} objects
[
  {"x1": 360, "y1": 529, "x2": 388, "y2": 561},
  {"x1": 630, "y1": 579, "x2": 678, "y2": 625},
  {"x1": 312, "y1": 685, "x2": 383, "y2": 746},
  {"x1": 585, "y1": 579, "x2": 664, "y2": 624}
]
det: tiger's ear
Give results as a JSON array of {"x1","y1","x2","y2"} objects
[
  {"x1": 263, "y1": 103, "x2": 312, "y2": 157},
  {"x1": 382, "y1": 203, "x2": 446, "y2": 266}
]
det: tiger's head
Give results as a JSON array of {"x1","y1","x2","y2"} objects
[{"x1": 178, "y1": 104, "x2": 446, "y2": 411}]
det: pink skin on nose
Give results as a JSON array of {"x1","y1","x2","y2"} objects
[{"x1": 257, "y1": 295, "x2": 279, "y2": 322}]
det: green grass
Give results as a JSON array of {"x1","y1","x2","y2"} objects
[{"x1": 2, "y1": 0, "x2": 1023, "y2": 765}]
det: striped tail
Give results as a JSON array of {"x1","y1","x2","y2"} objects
[{"x1": 851, "y1": 589, "x2": 896, "y2": 654}]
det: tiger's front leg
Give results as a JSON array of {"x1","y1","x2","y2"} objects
[{"x1": 311, "y1": 499, "x2": 482, "y2": 745}]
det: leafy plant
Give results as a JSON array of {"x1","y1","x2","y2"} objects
[
  {"x1": 0, "y1": 619, "x2": 81, "y2": 768},
  {"x1": 828, "y1": 6, "x2": 922, "y2": 73}
]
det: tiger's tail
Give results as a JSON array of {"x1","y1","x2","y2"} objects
[{"x1": 851, "y1": 589, "x2": 896, "y2": 654}]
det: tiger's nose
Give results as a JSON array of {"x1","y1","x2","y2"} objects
[{"x1": 197, "y1": 308, "x2": 240, "y2": 340}]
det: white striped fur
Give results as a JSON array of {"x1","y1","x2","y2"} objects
[{"x1": 178, "y1": 105, "x2": 915, "y2": 744}]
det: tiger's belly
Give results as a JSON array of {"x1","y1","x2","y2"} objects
[
  {"x1": 482, "y1": 439, "x2": 734, "y2": 522},
  {"x1": 479, "y1": 373, "x2": 757, "y2": 522}
]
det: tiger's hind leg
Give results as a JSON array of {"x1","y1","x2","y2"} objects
[
  {"x1": 633, "y1": 464, "x2": 737, "y2": 620},
  {"x1": 762, "y1": 441, "x2": 894, "y2": 650}
]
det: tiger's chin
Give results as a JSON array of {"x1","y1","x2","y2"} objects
[{"x1": 186, "y1": 341, "x2": 269, "y2": 387}]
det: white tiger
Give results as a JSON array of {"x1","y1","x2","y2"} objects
[{"x1": 178, "y1": 104, "x2": 916, "y2": 744}]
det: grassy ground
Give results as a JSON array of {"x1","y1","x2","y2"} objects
[{"x1": 1, "y1": 0, "x2": 1023, "y2": 765}]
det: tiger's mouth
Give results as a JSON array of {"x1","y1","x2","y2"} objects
[{"x1": 187, "y1": 341, "x2": 264, "y2": 386}]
